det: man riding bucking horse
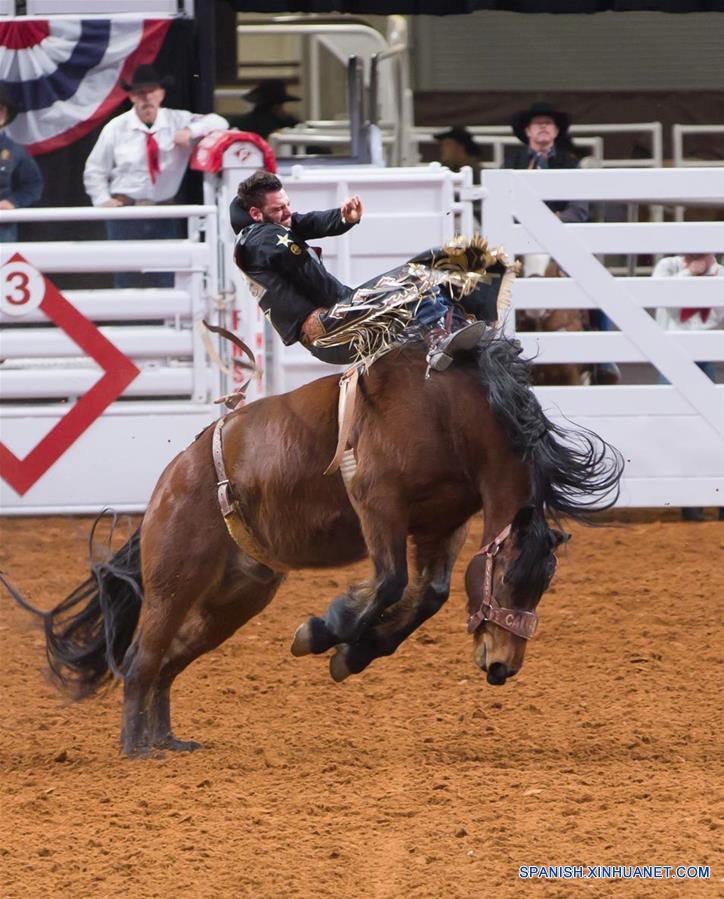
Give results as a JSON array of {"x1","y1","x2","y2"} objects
[{"x1": 231, "y1": 170, "x2": 512, "y2": 370}]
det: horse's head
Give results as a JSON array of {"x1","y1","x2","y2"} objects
[{"x1": 465, "y1": 506, "x2": 569, "y2": 685}]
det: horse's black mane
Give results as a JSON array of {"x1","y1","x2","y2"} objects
[
  {"x1": 474, "y1": 329, "x2": 624, "y2": 525},
  {"x1": 507, "y1": 507, "x2": 558, "y2": 604}
]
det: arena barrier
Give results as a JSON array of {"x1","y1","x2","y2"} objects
[
  {"x1": 3, "y1": 159, "x2": 721, "y2": 513},
  {"x1": 0, "y1": 205, "x2": 228, "y2": 515},
  {"x1": 482, "y1": 167, "x2": 724, "y2": 508}
]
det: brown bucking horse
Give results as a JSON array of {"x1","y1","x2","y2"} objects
[{"x1": 7, "y1": 330, "x2": 623, "y2": 757}]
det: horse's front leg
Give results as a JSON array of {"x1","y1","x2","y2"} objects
[
  {"x1": 329, "y1": 525, "x2": 467, "y2": 681},
  {"x1": 291, "y1": 494, "x2": 408, "y2": 658}
]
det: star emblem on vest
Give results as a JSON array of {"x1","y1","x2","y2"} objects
[{"x1": 276, "y1": 233, "x2": 292, "y2": 248}]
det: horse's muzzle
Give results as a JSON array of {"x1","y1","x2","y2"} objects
[{"x1": 486, "y1": 661, "x2": 515, "y2": 686}]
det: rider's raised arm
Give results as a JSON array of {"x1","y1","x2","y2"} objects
[{"x1": 291, "y1": 208, "x2": 357, "y2": 241}]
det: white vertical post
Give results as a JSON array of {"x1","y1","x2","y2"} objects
[{"x1": 481, "y1": 170, "x2": 518, "y2": 337}]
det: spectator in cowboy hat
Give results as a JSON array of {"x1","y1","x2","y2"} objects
[
  {"x1": 0, "y1": 85, "x2": 44, "y2": 243},
  {"x1": 433, "y1": 126, "x2": 481, "y2": 180},
  {"x1": 504, "y1": 102, "x2": 620, "y2": 383},
  {"x1": 504, "y1": 101, "x2": 589, "y2": 275},
  {"x1": 83, "y1": 64, "x2": 228, "y2": 286},
  {"x1": 228, "y1": 79, "x2": 300, "y2": 140},
  {"x1": 504, "y1": 101, "x2": 586, "y2": 219}
]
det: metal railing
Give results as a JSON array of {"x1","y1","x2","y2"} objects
[
  {"x1": 229, "y1": 16, "x2": 413, "y2": 166},
  {"x1": 672, "y1": 124, "x2": 724, "y2": 168},
  {"x1": 410, "y1": 129, "x2": 604, "y2": 171},
  {"x1": 235, "y1": 21, "x2": 387, "y2": 121},
  {"x1": 413, "y1": 122, "x2": 662, "y2": 168},
  {"x1": 270, "y1": 120, "x2": 662, "y2": 171}
]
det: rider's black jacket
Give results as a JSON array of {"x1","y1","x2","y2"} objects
[{"x1": 233, "y1": 205, "x2": 357, "y2": 346}]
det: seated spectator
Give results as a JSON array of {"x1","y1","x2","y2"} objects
[
  {"x1": 0, "y1": 86, "x2": 43, "y2": 243},
  {"x1": 654, "y1": 253, "x2": 724, "y2": 363},
  {"x1": 505, "y1": 101, "x2": 619, "y2": 384},
  {"x1": 653, "y1": 252, "x2": 723, "y2": 521},
  {"x1": 228, "y1": 80, "x2": 300, "y2": 140},
  {"x1": 83, "y1": 65, "x2": 228, "y2": 287},
  {"x1": 433, "y1": 127, "x2": 482, "y2": 180},
  {"x1": 505, "y1": 101, "x2": 588, "y2": 277}
]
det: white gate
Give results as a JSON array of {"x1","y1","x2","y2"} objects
[
  {"x1": 1, "y1": 205, "x2": 225, "y2": 515},
  {"x1": 482, "y1": 168, "x2": 724, "y2": 508}
]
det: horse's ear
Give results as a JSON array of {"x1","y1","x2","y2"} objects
[
  {"x1": 512, "y1": 505, "x2": 535, "y2": 534},
  {"x1": 550, "y1": 528, "x2": 571, "y2": 547}
]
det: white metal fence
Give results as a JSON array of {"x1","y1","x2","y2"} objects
[
  {"x1": 0, "y1": 205, "x2": 224, "y2": 514},
  {"x1": 271, "y1": 121, "x2": 664, "y2": 171},
  {"x1": 482, "y1": 167, "x2": 724, "y2": 508},
  {"x1": 3, "y1": 159, "x2": 722, "y2": 513}
]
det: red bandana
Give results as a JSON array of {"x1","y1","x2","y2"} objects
[{"x1": 680, "y1": 307, "x2": 710, "y2": 324}]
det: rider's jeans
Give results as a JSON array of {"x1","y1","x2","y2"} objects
[{"x1": 307, "y1": 286, "x2": 451, "y2": 365}]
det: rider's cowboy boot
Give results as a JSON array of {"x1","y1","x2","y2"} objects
[{"x1": 426, "y1": 320, "x2": 487, "y2": 372}]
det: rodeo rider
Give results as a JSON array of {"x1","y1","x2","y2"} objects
[{"x1": 230, "y1": 170, "x2": 492, "y2": 370}]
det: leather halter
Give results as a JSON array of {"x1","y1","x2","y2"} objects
[{"x1": 467, "y1": 523, "x2": 539, "y2": 641}]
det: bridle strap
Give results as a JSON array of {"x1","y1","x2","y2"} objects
[{"x1": 467, "y1": 522, "x2": 538, "y2": 641}]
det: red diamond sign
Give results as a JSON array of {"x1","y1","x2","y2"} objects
[{"x1": 0, "y1": 253, "x2": 140, "y2": 496}]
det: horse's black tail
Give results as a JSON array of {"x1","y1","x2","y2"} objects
[
  {"x1": 477, "y1": 330, "x2": 624, "y2": 523},
  {"x1": 2, "y1": 514, "x2": 143, "y2": 699}
]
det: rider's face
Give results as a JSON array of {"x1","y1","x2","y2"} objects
[{"x1": 253, "y1": 189, "x2": 293, "y2": 227}]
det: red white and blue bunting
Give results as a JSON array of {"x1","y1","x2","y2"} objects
[{"x1": 0, "y1": 18, "x2": 171, "y2": 156}]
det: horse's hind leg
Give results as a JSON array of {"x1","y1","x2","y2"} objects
[
  {"x1": 145, "y1": 558, "x2": 284, "y2": 752},
  {"x1": 292, "y1": 488, "x2": 408, "y2": 657},
  {"x1": 121, "y1": 596, "x2": 193, "y2": 757},
  {"x1": 120, "y1": 504, "x2": 231, "y2": 756},
  {"x1": 329, "y1": 525, "x2": 467, "y2": 682}
]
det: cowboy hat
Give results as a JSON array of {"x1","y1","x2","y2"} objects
[
  {"x1": 0, "y1": 84, "x2": 18, "y2": 126},
  {"x1": 121, "y1": 65, "x2": 174, "y2": 93},
  {"x1": 433, "y1": 126, "x2": 481, "y2": 157},
  {"x1": 511, "y1": 102, "x2": 570, "y2": 144},
  {"x1": 243, "y1": 79, "x2": 300, "y2": 107}
]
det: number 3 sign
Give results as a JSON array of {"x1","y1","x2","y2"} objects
[
  {"x1": 1, "y1": 260, "x2": 45, "y2": 316},
  {"x1": 0, "y1": 252, "x2": 140, "y2": 496}
]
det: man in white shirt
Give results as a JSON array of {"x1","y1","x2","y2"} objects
[
  {"x1": 654, "y1": 253, "x2": 723, "y2": 382},
  {"x1": 83, "y1": 65, "x2": 228, "y2": 286},
  {"x1": 653, "y1": 252, "x2": 723, "y2": 521}
]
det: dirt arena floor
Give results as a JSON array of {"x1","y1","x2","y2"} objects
[{"x1": 0, "y1": 511, "x2": 721, "y2": 898}]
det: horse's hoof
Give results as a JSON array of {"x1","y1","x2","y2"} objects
[
  {"x1": 122, "y1": 745, "x2": 165, "y2": 760},
  {"x1": 291, "y1": 620, "x2": 313, "y2": 656},
  {"x1": 291, "y1": 616, "x2": 336, "y2": 656},
  {"x1": 330, "y1": 642, "x2": 377, "y2": 681},
  {"x1": 329, "y1": 646, "x2": 352, "y2": 682},
  {"x1": 161, "y1": 737, "x2": 204, "y2": 753}
]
